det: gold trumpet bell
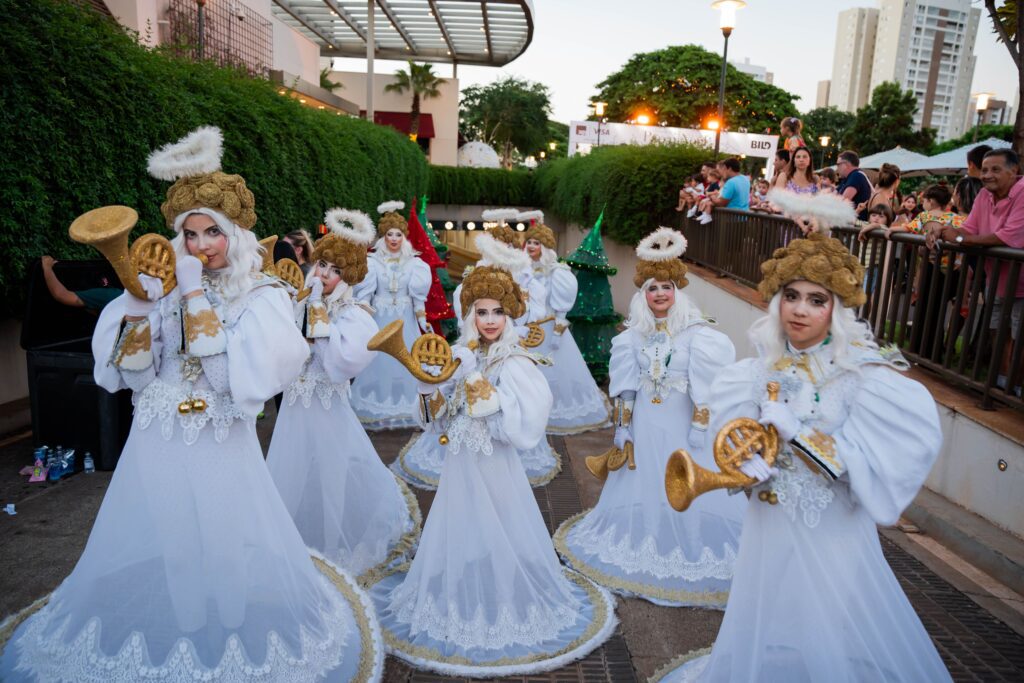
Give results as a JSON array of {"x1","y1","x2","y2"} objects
[
  {"x1": 366, "y1": 319, "x2": 461, "y2": 384},
  {"x1": 585, "y1": 451, "x2": 610, "y2": 481},
  {"x1": 585, "y1": 442, "x2": 635, "y2": 480},
  {"x1": 275, "y1": 257, "x2": 309, "y2": 300},
  {"x1": 258, "y1": 235, "x2": 278, "y2": 274}
]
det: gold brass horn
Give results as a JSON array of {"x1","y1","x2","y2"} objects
[
  {"x1": 367, "y1": 319, "x2": 461, "y2": 384},
  {"x1": 585, "y1": 441, "x2": 636, "y2": 481},
  {"x1": 665, "y1": 382, "x2": 781, "y2": 512},
  {"x1": 69, "y1": 205, "x2": 179, "y2": 300},
  {"x1": 520, "y1": 315, "x2": 554, "y2": 349},
  {"x1": 275, "y1": 257, "x2": 310, "y2": 302},
  {"x1": 259, "y1": 235, "x2": 278, "y2": 274}
]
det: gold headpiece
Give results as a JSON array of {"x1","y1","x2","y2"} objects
[
  {"x1": 312, "y1": 208, "x2": 375, "y2": 284},
  {"x1": 634, "y1": 227, "x2": 688, "y2": 289},
  {"x1": 758, "y1": 232, "x2": 866, "y2": 308},
  {"x1": 518, "y1": 210, "x2": 555, "y2": 249},
  {"x1": 147, "y1": 127, "x2": 257, "y2": 230},
  {"x1": 377, "y1": 200, "x2": 407, "y2": 236},
  {"x1": 459, "y1": 233, "x2": 528, "y2": 319}
]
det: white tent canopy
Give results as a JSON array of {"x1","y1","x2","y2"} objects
[
  {"x1": 855, "y1": 146, "x2": 931, "y2": 171},
  {"x1": 901, "y1": 138, "x2": 1013, "y2": 176}
]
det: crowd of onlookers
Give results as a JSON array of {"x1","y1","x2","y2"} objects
[{"x1": 677, "y1": 115, "x2": 1023, "y2": 397}]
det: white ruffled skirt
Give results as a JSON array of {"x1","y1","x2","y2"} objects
[
  {"x1": 554, "y1": 389, "x2": 744, "y2": 607},
  {"x1": 0, "y1": 417, "x2": 383, "y2": 682},
  {"x1": 534, "y1": 320, "x2": 611, "y2": 434},
  {"x1": 267, "y1": 388, "x2": 421, "y2": 582}
]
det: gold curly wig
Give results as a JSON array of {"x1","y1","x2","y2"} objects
[
  {"x1": 489, "y1": 225, "x2": 522, "y2": 248},
  {"x1": 633, "y1": 260, "x2": 688, "y2": 289},
  {"x1": 523, "y1": 223, "x2": 556, "y2": 250},
  {"x1": 377, "y1": 212, "x2": 408, "y2": 236},
  {"x1": 310, "y1": 234, "x2": 369, "y2": 285},
  {"x1": 459, "y1": 266, "x2": 526, "y2": 320},
  {"x1": 758, "y1": 232, "x2": 866, "y2": 308},
  {"x1": 161, "y1": 171, "x2": 257, "y2": 229}
]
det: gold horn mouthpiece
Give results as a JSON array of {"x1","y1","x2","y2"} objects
[
  {"x1": 366, "y1": 319, "x2": 461, "y2": 384},
  {"x1": 665, "y1": 382, "x2": 781, "y2": 512},
  {"x1": 69, "y1": 205, "x2": 178, "y2": 300},
  {"x1": 258, "y1": 235, "x2": 278, "y2": 274}
]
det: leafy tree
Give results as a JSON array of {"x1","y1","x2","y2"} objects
[
  {"x1": 845, "y1": 82, "x2": 936, "y2": 155},
  {"x1": 930, "y1": 124, "x2": 1014, "y2": 154},
  {"x1": 800, "y1": 107, "x2": 857, "y2": 166},
  {"x1": 590, "y1": 45, "x2": 799, "y2": 134},
  {"x1": 983, "y1": 0, "x2": 1024, "y2": 154},
  {"x1": 459, "y1": 77, "x2": 552, "y2": 169},
  {"x1": 544, "y1": 120, "x2": 569, "y2": 161},
  {"x1": 319, "y1": 66, "x2": 343, "y2": 93},
  {"x1": 384, "y1": 61, "x2": 444, "y2": 140}
]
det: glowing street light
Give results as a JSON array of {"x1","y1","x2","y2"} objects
[
  {"x1": 818, "y1": 135, "x2": 831, "y2": 167},
  {"x1": 972, "y1": 92, "x2": 995, "y2": 142},
  {"x1": 636, "y1": 113, "x2": 651, "y2": 126},
  {"x1": 593, "y1": 101, "x2": 608, "y2": 147},
  {"x1": 706, "y1": 118, "x2": 721, "y2": 131},
  {"x1": 710, "y1": 0, "x2": 746, "y2": 156}
]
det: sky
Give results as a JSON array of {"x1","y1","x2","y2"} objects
[{"x1": 337, "y1": 0, "x2": 1018, "y2": 125}]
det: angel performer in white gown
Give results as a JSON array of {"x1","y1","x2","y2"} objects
[
  {"x1": 653, "y1": 227, "x2": 948, "y2": 682},
  {"x1": 350, "y1": 200, "x2": 432, "y2": 430},
  {"x1": 266, "y1": 207, "x2": 421, "y2": 585},
  {"x1": 517, "y1": 210, "x2": 611, "y2": 434},
  {"x1": 0, "y1": 127, "x2": 383, "y2": 682},
  {"x1": 554, "y1": 227, "x2": 743, "y2": 607},
  {"x1": 367, "y1": 232, "x2": 616, "y2": 677},
  {"x1": 392, "y1": 216, "x2": 562, "y2": 489}
]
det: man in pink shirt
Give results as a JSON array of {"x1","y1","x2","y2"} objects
[{"x1": 928, "y1": 148, "x2": 1023, "y2": 388}]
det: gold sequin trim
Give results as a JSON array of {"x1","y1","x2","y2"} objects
[
  {"x1": 800, "y1": 429, "x2": 841, "y2": 472},
  {"x1": 427, "y1": 391, "x2": 446, "y2": 420},
  {"x1": 116, "y1": 320, "x2": 152, "y2": 365},
  {"x1": 307, "y1": 302, "x2": 329, "y2": 331},
  {"x1": 310, "y1": 556, "x2": 380, "y2": 683},
  {"x1": 356, "y1": 475, "x2": 423, "y2": 588},
  {"x1": 647, "y1": 647, "x2": 713, "y2": 683},
  {"x1": 465, "y1": 375, "x2": 496, "y2": 404},
  {"x1": 185, "y1": 307, "x2": 222, "y2": 343},
  {"x1": 692, "y1": 405, "x2": 710, "y2": 429}
]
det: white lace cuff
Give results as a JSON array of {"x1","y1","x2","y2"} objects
[
  {"x1": 613, "y1": 394, "x2": 635, "y2": 428},
  {"x1": 184, "y1": 296, "x2": 226, "y2": 357},
  {"x1": 113, "y1": 318, "x2": 153, "y2": 371}
]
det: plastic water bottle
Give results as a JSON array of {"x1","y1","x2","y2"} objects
[{"x1": 83, "y1": 452, "x2": 95, "y2": 474}]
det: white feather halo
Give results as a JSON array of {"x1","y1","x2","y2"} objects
[
  {"x1": 324, "y1": 208, "x2": 375, "y2": 246},
  {"x1": 147, "y1": 126, "x2": 223, "y2": 181},
  {"x1": 636, "y1": 227, "x2": 688, "y2": 262},
  {"x1": 766, "y1": 189, "x2": 856, "y2": 229},
  {"x1": 475, "y1": 232, "x2": 531, "y2": 273},
  {"x1": 481, "y1": 208, "x2": 520, "y2": 223},
  {"x1": 517, "y1": 209, "x2": 545, "y2": 223},
  {"x1": 377, "y1": 200, "x2": 405, "y2": 215}
]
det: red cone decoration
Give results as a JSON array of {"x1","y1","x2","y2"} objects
[{"x1": 407, "y1": 196, "x2": 455, "y2": 334}]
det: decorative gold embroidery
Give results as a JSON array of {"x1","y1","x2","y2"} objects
[
  {"x1": 553, "y1": 322, "x2": 568, "y2": 335},
  {"x1": 804, "y1": 429, "x2": 841, "y2": 470},
  {"x1": 116, "y1": 321, "x2": 151, "y2": 364},
  {"x1": 185, "y1": 307, "x2": 222, "y2": 343},
  {"x1": 311, "y1": 557, "x2": 380, "y2": 683},
  {"x1": 465, "y1": 376, "x2": 496, "y2": 404},
  {"x1": 427, "y1": 391, "x2": 446, "y2": 420},
  {"x1": 307, "y1": 302, "x2": 329, "y2": 330},
  {"x1": 773, "y1": 354, "x2": 816, "y2": 383},
  {"x1": 691, "y1": 404, "x2": 710, "y2": 428}
]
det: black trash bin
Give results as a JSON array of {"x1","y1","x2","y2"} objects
[{"x1": 21, "y1": 259, "x2": 133, "y2": 470}]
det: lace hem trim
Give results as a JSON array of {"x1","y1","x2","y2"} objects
[
  {"x1": 285, "y1": 372, "x2": 347, "y2": 410},
  {"x1": 134, "y1": 379, "x2": 247, "y2": 444}
]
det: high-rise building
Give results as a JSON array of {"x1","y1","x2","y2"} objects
[
  {"x1": 870, "y1": 0, "x2": 980, "y2": 141},
  {"x1": 828, "y1": 7, "x2": 879, "y2": 112},
  {"x1": 730, "y1": 57, "x2": 774, "y2": 84},
  {"x1": 816, "y1": 80, "x2": 832, "y2": 109}
]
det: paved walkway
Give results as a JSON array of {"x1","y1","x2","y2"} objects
[{"x1": 1, "y1": 407, "x2": 1022, "y2": 682}]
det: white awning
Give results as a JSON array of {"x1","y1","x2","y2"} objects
[
  {"x1": 900, "y1": 138, "x2": 1013, "y2": 176},
  {"x1": 271, "y1": 0, "x2": 534, "y2": 67},
  {"x1": 855, "y1": 146, "x2": 931, "y2": 172}
]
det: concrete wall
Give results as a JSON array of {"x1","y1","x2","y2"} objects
[{"x1": 329, "y1": 71, "x2": 460, "y2": 166}]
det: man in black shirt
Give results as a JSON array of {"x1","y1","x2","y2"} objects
[{"x1": 837, "y1": 151, "x2": 873, "y2": 221}]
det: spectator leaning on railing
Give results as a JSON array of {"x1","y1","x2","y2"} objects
[
  {"x1": 713, "y1": 158, "x2": 750, "y2": 210},
  {"x1": 837, "y1": 151, "x2": 873, "y2": 221},
  {"x1": 927, "y1": 148, "x2": 1024, "y2": 389}
]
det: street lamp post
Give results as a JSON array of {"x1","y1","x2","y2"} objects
[
  {"x1": 594, "y1": 101, "x2": 607, "y2": 147},
  {"x1": 972, "y1": 93, "x2": 992, "y2": 143},
  {"x1": 710, "y1": 1, "x2": 745, "y2": 157},
  {"x1": 818, "y1": 135, "x2": 831, "y2": 168}
]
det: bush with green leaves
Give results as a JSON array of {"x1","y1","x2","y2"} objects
[
  {"x1": 1, "y1": 0, "x2": 428, "y2": 317},
  {"x1": 534, "y1": 143, "x2": 714, "y2": 244},
  {"x1": 427, "y1": 166, "x2": 538, "y2": 207}
]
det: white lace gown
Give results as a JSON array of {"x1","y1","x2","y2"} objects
[
  {"x1": 0, "y1": 276, "x2": 384, "y2": 683},
  {"x1": 367, "y1": 345, "x2": 617, "y2": 677},
  {"x1": 527, "y1": 261, "x2": 611, "y2": 434},
  {"x1": 555, "y1": 322, "x2": 744, "y2": 607},
  {"x1": 655, "y1": 341, "x2": 950, "y2": 682},
  {"x1": 350, "y1": 251, "x2": 431, "y2": 430},
  {"x1": 267, "y1": 297, "x2": 421, "y2": 582}
]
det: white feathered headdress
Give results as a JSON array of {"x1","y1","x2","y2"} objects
[
  {"x1": 517, "y1": 209, "x2": 544, "y2": 224},
  {"x1": 377, "y1": 200, "x2": 405, "y2": 215},
  {"x1": 481, "y1": 208, "x2": 520, "y2": 225},
  {"x1": 636, "y1": 226, "x2": 688, "y2": 262},
  {"x1": 147, "y1": 126, "x2": 223, "y2": 181},
  {"x1": 766, "y1": 189, "x2": 856, "y2": 235},
  {"x1": 475, "y1": 232, "x2": 531, "y2": 273},
  {"x1": 324, "y1": 208, "x2": 375, "y2": 246}
]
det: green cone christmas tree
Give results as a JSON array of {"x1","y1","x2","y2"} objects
[{"x1": 563, "y1": 210, "x2": 621, "y2": 381}]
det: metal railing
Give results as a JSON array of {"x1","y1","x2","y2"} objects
[{"x1": 681, "y1": 210, "x2": 1024, "y2": 411}]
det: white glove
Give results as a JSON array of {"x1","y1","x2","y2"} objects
[
  {"x1": 417, "y1": 380, "x2": 437, "y2": 396},
  {"x1": 548, "y1": 323, "x2": 563, "y2": 351},
  {"x1": 514, "y1": 325, "x2": 530, "y2": 341},
  {"x1": 739, "y1": 454, "x2": 778, "y2": 483},
  {"x1": 175, "y1": 255, "x2": 204, "y2": 296},
  {"x1": 759, "y1": 401, "x2": 802, "y2": 442},
  {"x1": 688, "y1": 429, "x2": 705, "y2": 452},
  {"x1": 613, "y1": 425, "x2": 632, "y2": 450},
  {"x1": 307, "y1": 277, "x2": 324, "y2": 302},
  {"x1": 452, "y1": 345, "x2": 477, "y2": 375},
  {"x1": 124, "y1": 274, "x2": 163, "y2": 316}
]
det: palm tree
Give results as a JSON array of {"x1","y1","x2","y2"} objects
[{"x1": 384, "y1": 61, "x2": 444, "y2": 141}]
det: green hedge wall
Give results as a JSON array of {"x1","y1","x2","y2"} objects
[
  {"x1": 534, "y1": 143, "x2": 714, "y2": 245},
  {"x1": 1, "y1": 0, "x2": 428, "y2": 317},
  {"x1": 428, "y1": 166, "x2": 538, "y2": 207}
]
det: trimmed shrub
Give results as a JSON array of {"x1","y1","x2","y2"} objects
[
  {"x1": 0, "y1": 0, "x2": 428, "y2": 317},
  {"x1": 428, "y1": 166, "x2": 538, "y2": 207},
  {"x1": 534, "y1": 143, "x2": 714, "y2": 245}
]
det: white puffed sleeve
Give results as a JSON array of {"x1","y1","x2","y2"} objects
[
  {"x1": 487, "y1": 355, "x2": 553, "y2": 451},
  {"x1": 706, "y1": 358, "x2": 762, "y2": 436},
  {"x1": 353, "y1": 257, "x2": 380, "y2": 303},
  {"x1": 608, "y1": 330, "x2": 641, "y2": 398},
  {"x1": 92, "y1": 293, "x2": 163, "y2": 393},
  {"x1": 315, "y1": 304, "x2": 379, "y2": 384},
  {"x1": 225, "y1": 286, "x2": 310, "y2": 417},
  {"x1": 824, "y1": 366, "x2": 942, "y2": 525},
  {"x1": 686, "y1": 326, "x2": 736, "y2": 434},
  {"x1": 407, "y1": 258, "x2": 432, "y2": 313},
  {"x1": 520, "y1": 271, "x2": 548, "y2": 323},
  {"x1": 452, "y1": 282, "x2": 465, "y2": 331},
  {"x1": 548, "y1": 265, "x2": 579, "y2": 318}
]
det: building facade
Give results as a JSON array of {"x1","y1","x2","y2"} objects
[
  {"x1": 828, "y1": 7, "x2": 879, "y2": 113},
  {"x1": 730, "y1": 57, "x2": 773, "y2": 84},
  {"x1": 816, "y1": 80, "x2": 832, "y2": 109}
]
